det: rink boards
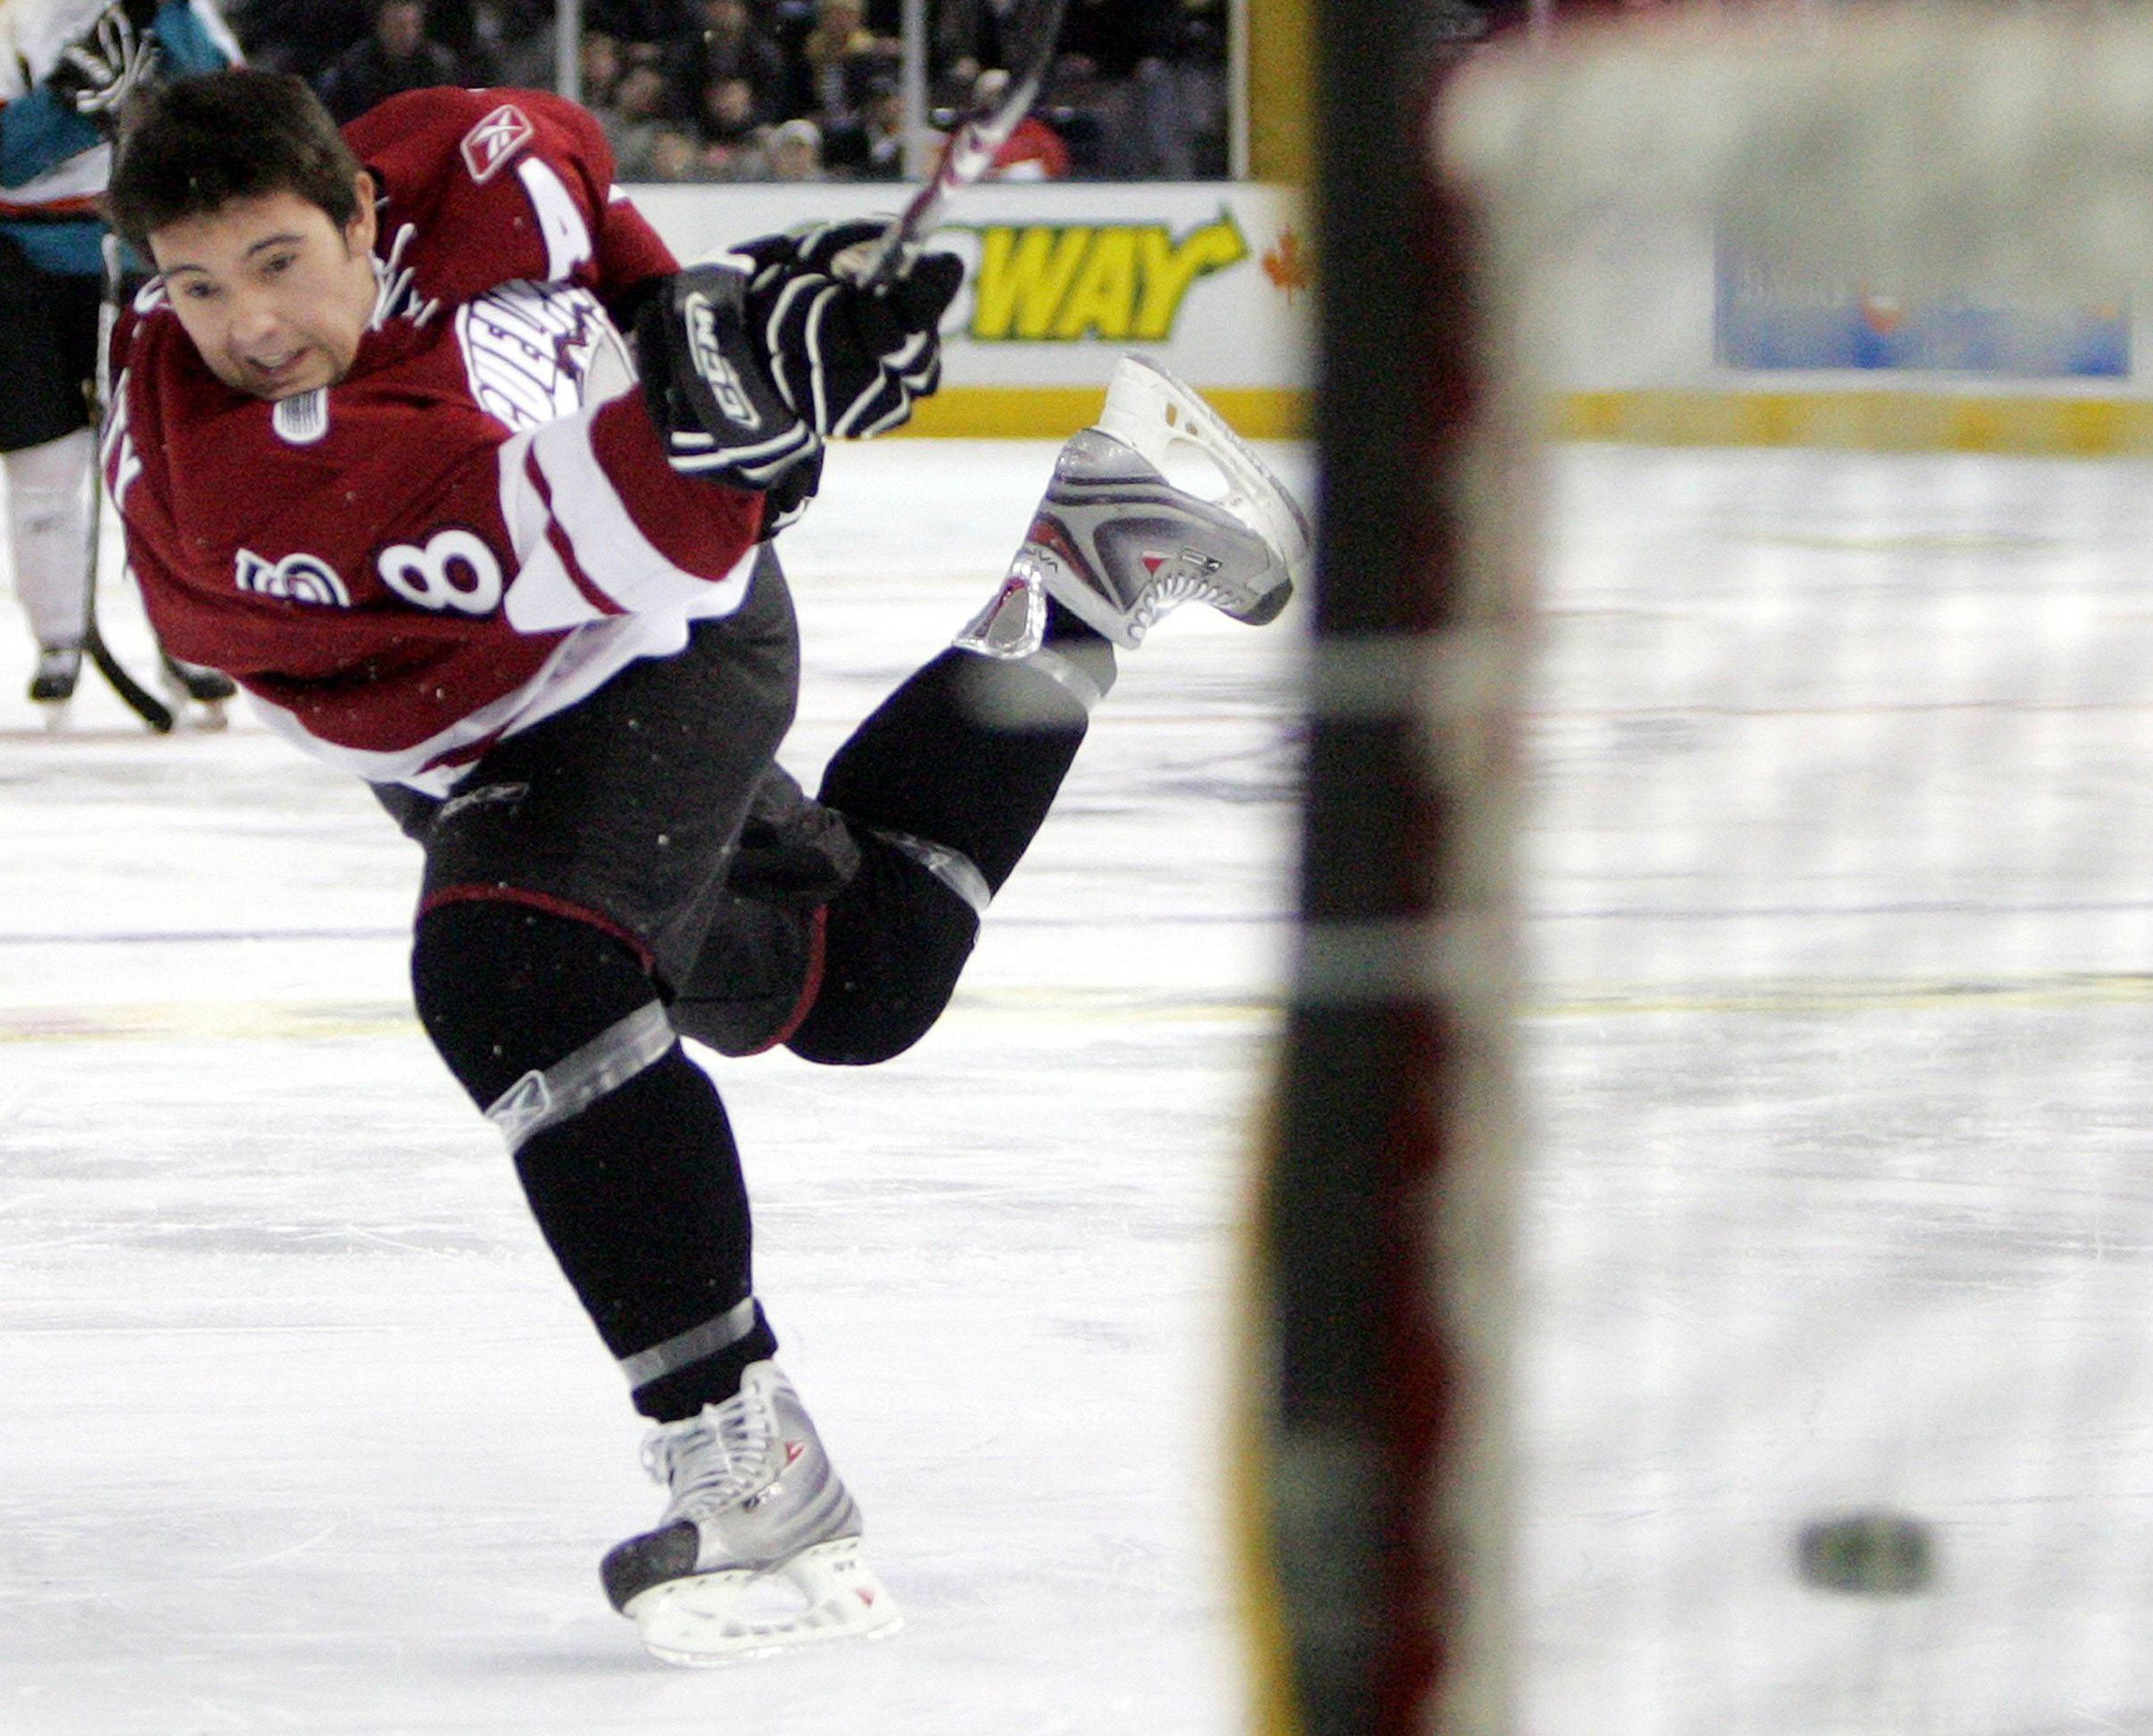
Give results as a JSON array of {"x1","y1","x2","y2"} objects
[{"x1": 627, "y1": 180, "x2": 1313, "y2": 440}]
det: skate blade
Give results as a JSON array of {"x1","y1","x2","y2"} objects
[
  {"x1": 159, "y1": 674, "x2": 233, "y2": 732},
  {"x1": 624, "y1": 1536, "x2": 903, "y2": 1666},
  {"x1": 36, "y1": 699, "x2": 71, "y2": 733},
  {"x1": 1093, "y1": 355, "x2": 1313, "y2": 593}
]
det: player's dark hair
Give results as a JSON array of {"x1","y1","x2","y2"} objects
[{"x1": 107, "y1": 70, "x2": 366, "y2": 254}]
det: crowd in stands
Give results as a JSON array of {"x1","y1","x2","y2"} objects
[{"x1": 219, "y1": 0, "x2": 1230, "y2": 182}]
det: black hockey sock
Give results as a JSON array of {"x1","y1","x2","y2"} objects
[
  {"x1": 820, "y1": 645, "x2": 1093, "y2": 896},
  {"x1": 410, "y1": 900, "x2": 774, "y2": 1422},
  {"x1": 512, "y1": 1056, "x2": 778, "y2": 1421}
]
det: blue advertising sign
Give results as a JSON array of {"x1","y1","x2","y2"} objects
[{"x1": 1716, "y1": 248, "x2": 2128, "y2": 377}]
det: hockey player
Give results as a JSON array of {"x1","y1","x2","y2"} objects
[
  {"x1": 0, "y1": 0, "x2": 237, "y2": 719},
  {"x1": 104, "y1": 66, "x2": 1305, "y2": 1663}
]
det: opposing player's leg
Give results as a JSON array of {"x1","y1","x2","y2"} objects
[
  {"x1": 0, "y1": 241, "x2": 103, "y2": 721},
  {"x1": 4, "y1": 431, "x2": 92, "y2": 721},
  {"x1": 158, "y1": 652, "x2": 236, "y2": 725}
]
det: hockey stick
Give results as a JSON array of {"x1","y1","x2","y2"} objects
[
  {"x1": 83, "y1": 236, "x2": 173, "y2": 732},
  {"x1": 853, "y1": 0, "x2": 1071, "y2": 288},
  {"x1": 83, "y1": 615, "x2": 172, "y2": 732}
]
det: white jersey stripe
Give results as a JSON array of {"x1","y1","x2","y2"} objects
[
  {"x1": 245, "y1": 575, "x2": 754, "y2": 798},
  {"x1": 499, "y1": 434, "x2": 623, "y2": 632},
  {"x1": 525, "y1": 408, "x2": 755, "y2": 622},
  {"x1": 2, "y1": 144, "x2": 112, "y2": 211}
]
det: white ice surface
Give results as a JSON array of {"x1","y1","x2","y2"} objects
[
  {"x1": 17, "y1": 432, "x2": 2153, "y2": 1736},
  {"x1": 0, "y1": 439, "x2": 1305, "y2": 1736},
  {"x1": 1520, "y1": 445, "x2": 2153, "y2": 1736}
]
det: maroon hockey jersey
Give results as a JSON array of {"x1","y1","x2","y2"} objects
[{"x1": 107, "y1": 87, "x2": 768, "y2": 793}]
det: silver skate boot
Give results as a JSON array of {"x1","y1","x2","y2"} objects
[
  {"x1": 960, "y1": 355, "x2": 1311, "y2": 658},
  {"x1": 29, "y1": 642, "x2": 80, "y2": 726},
  {"x1": 600, "y1": 1360, "x2": 901, "y2": 1665}
]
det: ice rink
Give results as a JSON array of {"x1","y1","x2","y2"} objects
[
  {"x1": 10, "y1": 434, "x2": 2153, "y2": 1734},
  {"x1": 0, "y1": 438, "x2": 1301, "y2": 1736},
  {"x1": 1520, "y1": 445, "x2": 2153, "y2": 1735}
]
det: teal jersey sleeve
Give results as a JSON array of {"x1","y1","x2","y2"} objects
[
  {"x1": 151, "y1": 0, "x2": 243, "y2": 79},
  {"x1": 0, "y1": 87, "x2": 95, "y2": 191}
]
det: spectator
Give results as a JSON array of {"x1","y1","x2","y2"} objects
[
  {"x1": 596, "y1": 54, "x2": 679, "y2": 177},
  {"x1": 1053, "y1": 0, "x2": 1197, "y2": 178},
  {"x1": 641, "y1": 125, "x2": 706, "y2": 180},
  {"x1": 693, "y1": 74, "x2": 766, "y2": 161},
  {"x1": 470, "y1": 0, "x2": 561, "y2": 87},
  {"x1": 667, "y1": 0, "x2": 789, "y2": 130},
  {"x1": 426, "y1": 0, "x2": 487, "y2": 75},
  {"x1": 589, "y1": 0, "x2": 692, "y2": 45},
  {"x1": 228, "y1": 0, "x2": 373, "y2": 78},
  {"x1": 791, "y1": 0, "x2": 894, "y2": 130},
  {"x1": 765, "y1": 114, "x2": 827, "y2": 180},
  {"x1": 973, "y1": 65, "x2": 1068, "y2": 179},
  {"x1": 927, "y1": 0, "x2": 1006, "y2": 93},
  {"x1": 317, "y1": 0, "x2": 461, "y2": 123},
  {"x1": 822, "y1": 72, "x2": 905, "y2": 180},
  {"x1": 582, "y1": 29, "x2": 626, "y2": 108},
  {"x1": 1169, "y1": 0, "x2": 1231, "y2": 178},
  {"x1": 428, "y1": 0, "x2": 553, "y2": 81},
  {"x1": 1056, "y1": 0, "x2": 1180, "y2": 83}
]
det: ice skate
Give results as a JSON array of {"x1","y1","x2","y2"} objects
[
  {"x1": 29, "y1": 642, "x2": 79, "y2": 728},
  {"x1": 966, "y1": 355, "x2": 1311, "y2": 657},
  {"x1": 159, "y1": 654, "x2": 234, "y2": 730},
  {"x1": 600, "y1": 1360, "x2": 901, "y2": 1666}
]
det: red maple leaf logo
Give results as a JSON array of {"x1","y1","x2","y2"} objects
[{"x1": 1263, "y1": 228, "x2": 1313, "y2": 302}]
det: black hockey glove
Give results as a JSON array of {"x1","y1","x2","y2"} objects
[
  {"x1": 734, "y1": 220, "x2": 965, "y2": 441},
  {"x1": 47, "y1": 0, "x2": 162, "y2": 125},
  {"x1": 636, "y1": 260, "x2": 824, "y2": 520}
]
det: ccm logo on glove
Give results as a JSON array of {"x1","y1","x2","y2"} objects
[{"x1": 683, "y1": 292, "x2": 762, "y2": 431}]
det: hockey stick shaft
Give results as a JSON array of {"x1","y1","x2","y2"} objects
[
  {"x1": 83, "y1": 614, "x2": 172, "y2": 732},
  {"x1": 85, "y1": 232, "x2": 173, "y2": 732},
  {"x1": 856, "y1": 0, "x2": 1069, "y2": 288}
]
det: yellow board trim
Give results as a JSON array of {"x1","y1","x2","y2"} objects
[
  {"x1": 892, "y1": 385, "x2": 2153, "y2": 454},
  {"x1": 1557, "y1": 388, "x2": 2153, "y2": 456},
  {"x1": 898, "y1": 385, "x2": 1311, "y2": 441}
]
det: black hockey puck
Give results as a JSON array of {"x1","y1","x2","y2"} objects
[{"x1": 1794, "y1": 1510, "x2": 1936, "y2": 1595}]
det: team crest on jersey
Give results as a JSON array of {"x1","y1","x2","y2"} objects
[
  {"x1": 458, "y1": 281, "x2": 630, "y2": 431},
  {"x1": 461, "y1": 103, "x2": 535, "y2": 185},
  {"x1": 236, "y1": 549, "x2": 351, "y2": 608}
]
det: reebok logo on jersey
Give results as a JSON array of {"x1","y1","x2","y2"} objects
[
  {"x1": 236, "y1": 549, "x2": 351, "y2": 608},
  {"x1": 685, "y1": 292, "x2": 760, "y2": 428},
  {"x1": 461, "y1": 103, "x2": 535, "y2": 184}
]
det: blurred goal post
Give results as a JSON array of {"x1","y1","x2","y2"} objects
[{"x1": 1246, "y1": 4, "x2": 2153, "y2": 1732}]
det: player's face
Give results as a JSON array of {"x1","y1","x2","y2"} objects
[{"x1": 149, "y1": 175, "x2": 381, "y2": 401}]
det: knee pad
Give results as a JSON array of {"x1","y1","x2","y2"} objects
[
  {"x1": 785, "y1": 828, "x2": 986, "y2": 1066},
  {"x1": 411, "y1": 898, "x2": 671, "y2": 1123}
]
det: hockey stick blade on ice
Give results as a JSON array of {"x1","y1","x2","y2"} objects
[
  {"x1": 84, "y1": 616, "x2": 174, "y2": 732},
  {"x1": 851, "y1": 0, "x2": 1070, "y2": 287}
]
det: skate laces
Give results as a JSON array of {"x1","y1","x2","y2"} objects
[{"x1": 644, "y1": 1387, "x2": 783, "y2": 1521}]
